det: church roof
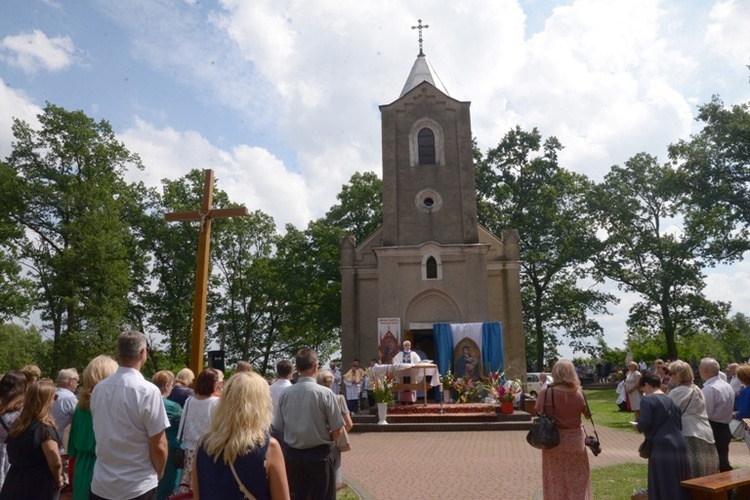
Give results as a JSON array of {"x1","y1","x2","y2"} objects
[{"x1": 399, "y1": 54, "x2": 449, "y2": 98}]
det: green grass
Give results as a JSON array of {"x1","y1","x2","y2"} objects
[
  {"x1": 592, "y1": 462, "x2": 648, "y2": 499},
  {"x1": 585, "y1": 387, "x2": 638, "y2": 431}
]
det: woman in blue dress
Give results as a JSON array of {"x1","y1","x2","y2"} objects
[
  {"x1": 192, "y1": 371, "x2": 289, "y2": 500},
  {"x1": 636, "y1": 372, "x2": 691, "y2": 499}
]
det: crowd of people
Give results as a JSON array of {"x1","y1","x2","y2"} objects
[
  {"x1": 0, "y1": 331, "x2": 353, "y2": 500},
  {"x1": 535, "y1": 355, "x2": 750, "y2": 500}
]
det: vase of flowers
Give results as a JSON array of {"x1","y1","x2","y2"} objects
[
  {"x1": 368, "y1": 367, "x2": 396, "y2": 424},
  {"x1": 440, "y1": 371, "x2": 455, "y2": 403},
  {"x1": 481, "y1": 368, "x2": 522, "y2": 413}
]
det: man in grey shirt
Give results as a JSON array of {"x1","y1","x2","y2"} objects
[
  {"x1": 274, "y1": 348, "x2": 344, "y2": 500},
  {"x1": 700, "y1": 357, "x2": 735, "y2": 472}
]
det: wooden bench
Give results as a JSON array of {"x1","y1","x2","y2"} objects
[{"x1": 681, "y1": 469, "x2": 750, "y2": 500}]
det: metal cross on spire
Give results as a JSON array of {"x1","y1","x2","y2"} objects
[{"x1": 411, "y1": 18, "x2": 429, "y2": 56}]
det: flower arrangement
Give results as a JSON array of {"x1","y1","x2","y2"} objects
[
  {"x1": 440, "y1": 370, "x2": 455, "y2": 388},
  {"x1": 482, "y1": 368, "x2": 522, "y2": 403},
  {"x1": 368, "y1": 367, "x2": 396, "y2": 404},
  {"x1": 452, "y1": 375, "x2": 482, "y2": 403}
]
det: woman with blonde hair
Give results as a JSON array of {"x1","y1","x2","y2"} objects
[
  {"x1": 193, "y1": 371, "x2": 289, "y2": 500},
  {"x1": 535, "y1": 360, "x2": 592, "y2": 500},
  {"x1": 67, "y1": 355, "x2": 119, "y2": 500},
  {"x1": 667, "y1": 359, "x2": 719, "y2": 478},
  {"x1": 625, "y1": 361, "x2": 642, "y2": 418},
  {"x1": 0, "y1": 379, "x2": 62, "y2": 500},
  {"x1": 152, "y1": 370, "x2": 182, "y2": 500},
  {"x1": 168, "y1": 368, "x2": 196, "y2": 408}
]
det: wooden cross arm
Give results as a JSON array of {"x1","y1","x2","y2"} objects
[{"x1": 165, "y1": 206, "x2": 249, "y2": 222}]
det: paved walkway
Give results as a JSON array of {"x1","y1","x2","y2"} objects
[{"x1": 342, "y1": 426, "x2": 750, "y2": 499}]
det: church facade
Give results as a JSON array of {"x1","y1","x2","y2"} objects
[{"x1": 340, "y1": 52, "x2": 525, "y2": 382}]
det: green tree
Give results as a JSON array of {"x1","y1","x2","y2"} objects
[
  {"x1": 3, "y1": 104, "x2": 144, "y2": 371},
  {"x1": 669, "y1": 96, "x2": 750, "y2": 251},
  {"x1": 589, "y1": 152, "x2": 730, "y2": 360},
  {"x1": 476, "y1": 127, "x2": 615, "y2": 369},
  {"x1": 0, "y1": 323, "x2": 50, "y2": 374}
]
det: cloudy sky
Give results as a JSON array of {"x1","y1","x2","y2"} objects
[{"x1": 2, "y1": 0, "x2": 749, "y2": 358}]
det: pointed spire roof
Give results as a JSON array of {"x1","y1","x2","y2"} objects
[{"x1": 399, "y1": 54, "x2": 449, "y2": 98}]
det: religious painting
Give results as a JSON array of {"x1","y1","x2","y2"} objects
[
  {"x1": 453, "y1": 339, "x2": 481, "y2": 380},
  {"x1": 378, "y1": 318, "x2": 401, "y2": 364}
]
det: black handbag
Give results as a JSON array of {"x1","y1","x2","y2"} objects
[
  {"x1": 173, "y1": 398, "x2": 190, "y2": 469},
  {"x1": 526, "y1": 388, "x2": 560, "y2": 449}
]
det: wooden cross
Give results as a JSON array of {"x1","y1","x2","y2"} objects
[
  {"x1": 165, "y1": 169, "x2": 248, "y2": 375},
  {"x1": 411, "y1": 18, "x2": 429, "y2": 56}
]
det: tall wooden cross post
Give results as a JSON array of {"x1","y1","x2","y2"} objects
[{"x1": 165, "y1": 169, "x2": 248, "y2": 375}]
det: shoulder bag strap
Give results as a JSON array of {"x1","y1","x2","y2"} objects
[
  {"x1": 0, "y1": 415, "x2": 9, "y2": 432},
  {"x1": 229, "y1": 461, "x2": 258, "y2": 500},
  {"x1": 178, "y1": 398, "x2": 190, "y2": 442},
  {"x1": 680, "y1": 388, "x2": 695, "y2": 414},
  {"x1": 582, "y1": 389, "x2": 600, "y2": 441}
]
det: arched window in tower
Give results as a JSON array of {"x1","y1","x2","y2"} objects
[
  {"x1": 425, "y1": 256, "x2": 438, "y2": 279},
  {"x1": 418, "y1": 128, "x2": 436, "y2": 165}
]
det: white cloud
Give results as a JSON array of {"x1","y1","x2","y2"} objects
[
  {"x1": 0, "y1": 81, "x2": 42, "y2": 159},
  {"x1": 118, "y1": 118, "x2": 312, "y2": 229},
  {"x1": 706, "y1": 0, "x2": 750, "y2": 66},
  {"x1": 0, "y1": 30, "x2": 78, "y2": 74}
]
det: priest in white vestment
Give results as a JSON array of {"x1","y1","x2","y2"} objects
[{"x1": 392, "y1": 340, "x2": 421, "y2": 403}]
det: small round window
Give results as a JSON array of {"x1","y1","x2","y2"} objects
[{"x1": 415, "y1": 189, "x2": 443, "y2": 213}]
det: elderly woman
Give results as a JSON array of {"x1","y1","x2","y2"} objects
[
  {"x1": 317, "y1": 370, "x2": 354, "y2": 491},
  {"x1": 177, "y1": 367, "x2": 222, "y2": 493},
  {"x1": 152, "y1": 371, "x2": 183, "y2": 500},
  {"x1": 534, "y1": 360, "x2": 592, "y2": 500},
  {"x1": 192, "y1": 372, "x2": 289, "y2": 500},
  {"x1": 625, "y1": 361, "x2": 642, "y2": 418},
  {"x1": 667, "y1": 360, "x2": 719, "y2": 478},
  {"x1": 67, "y1": 355, "x2": 119, "y2": 500},
  {"x1": 636, "y1": 372, "x2": 691, "y2": 499},
  {"x1": 168, "y1": 368, "x2": 196, "y2": 408}
]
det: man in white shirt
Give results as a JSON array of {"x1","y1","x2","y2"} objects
[
  {"x1": 700, "y1": 357, "x2": 735, "y2": 472},
  {"x1": 329, "y1": 362, "x2": 342, "y2": 395},
  {"x1": 270, "y1": 359, "x2": 293, "y2": 412},
  {"x1": 90, "y1": 330, "x2": 169, "y2": 500}
]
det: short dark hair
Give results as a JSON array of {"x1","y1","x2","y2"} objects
[
  {"x1": 639, "y1": 371, "x2": 661, "y2": 389},
  {"x1": 276, "y1": 360, "x2": 293, "y2": 377},
  {"x1": 195, "y1": 368, "x2": 221, "y2": 396},
  {"x1": 295, "y1": 348, "x2": 318, "y2": 372}
]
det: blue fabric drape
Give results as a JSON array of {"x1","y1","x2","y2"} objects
[
  {"x1": 433, "y1": 323, "x2": 454, "y2": 376},
  {"x1": 481, "y1": 322, "x2": 503, "y2": 374}
]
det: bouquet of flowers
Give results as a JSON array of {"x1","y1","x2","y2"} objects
[
  {"x1": 368, "y1": 367, "x2": 396, "y2": 404},
  {"x1": 482, "y1": 368, "x2": 522, "y2": 403},
  {"x1": 440, "y1": 370, "x2": 455, "y2": 388},
  {"x1": 452, "y1": 375, "x2": 482, "y2": 403}
]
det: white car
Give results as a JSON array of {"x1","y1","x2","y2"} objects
[{"x1": 526, "y1": 372, "x2": 553, "y2": 398}]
